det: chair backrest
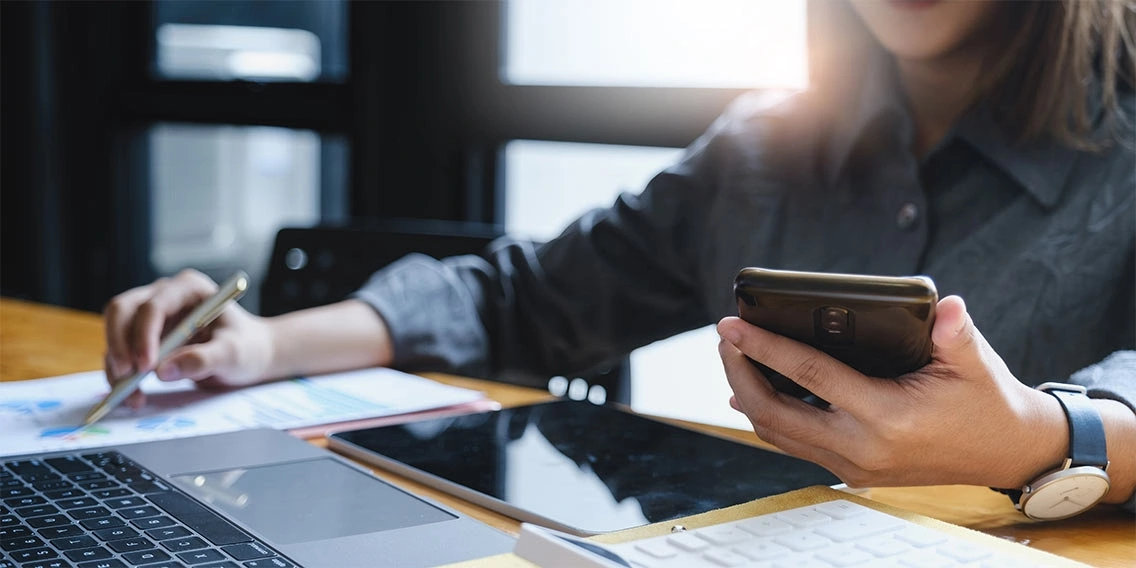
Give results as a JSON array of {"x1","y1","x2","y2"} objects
[{"x1": 260, "y1": 220, "x2": 631, "y2": 404}]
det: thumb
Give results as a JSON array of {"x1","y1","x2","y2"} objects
[{"x1": 930, "y1": 295, "x2": 986, "y2": 369}]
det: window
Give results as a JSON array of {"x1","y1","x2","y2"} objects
[{"x1": 499, "y1": 0, "x2": 807, "y2": 428}]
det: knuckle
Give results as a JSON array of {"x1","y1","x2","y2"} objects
[{"x1": 787, "y1": 357, "x2": 826, "y2": 390}]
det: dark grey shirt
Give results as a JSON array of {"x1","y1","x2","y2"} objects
[{"x1": 355, "y1": 58, "x2": 1135, "y2": 417}]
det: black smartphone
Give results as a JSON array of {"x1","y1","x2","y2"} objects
[{"x1": 733, "y1": 267, "x2": 938, "y2": 405}]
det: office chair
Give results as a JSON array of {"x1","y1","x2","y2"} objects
[{"x1": 260, "y1": 220, "x2": 631, "y2": 404}]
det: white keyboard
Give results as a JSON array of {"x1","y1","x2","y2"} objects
[{"x1": 515, "y1": 499, "x2": 1073, "y2": 568}]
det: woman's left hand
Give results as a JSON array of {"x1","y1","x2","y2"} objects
[{"x1": 717, "y1": 295, "x2": 1068, "y2": 489}]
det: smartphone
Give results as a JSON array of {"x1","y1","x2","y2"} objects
[{"x1": 733, "y1": 267, "x2": 938, "y2": 405}]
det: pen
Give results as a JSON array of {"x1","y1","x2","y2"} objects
[{"x1": 83, "y1": 270, "x2": 249, "y2": 426}]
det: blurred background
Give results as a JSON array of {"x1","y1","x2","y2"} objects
[{"x1": 1, "y1": 0, "x2": 810, "y2": 429}]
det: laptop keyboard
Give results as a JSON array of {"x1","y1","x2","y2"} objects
[{"x1": 1, "y1": 451, "x2": 295, "y2": 568}]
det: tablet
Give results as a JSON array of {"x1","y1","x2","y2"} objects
[{"x1": 327, "y1": 399, "x2": 841, "y2": 535}]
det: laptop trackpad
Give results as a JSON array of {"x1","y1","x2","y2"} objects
[{"x1": 171, "y1": 458, "x2": 456, "y2": 545}]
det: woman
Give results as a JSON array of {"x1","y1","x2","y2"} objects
[{"x1": 105, "y1": 0, "x2": 1135, "y2": 516}]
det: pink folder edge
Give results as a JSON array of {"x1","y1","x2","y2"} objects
[{"x1": 285, "y1": 398, "x2": 503, "y2": 439}]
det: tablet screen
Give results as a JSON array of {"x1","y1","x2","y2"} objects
[{"x1": 329, "y1": 400, "x2": 841, "y2": 535}]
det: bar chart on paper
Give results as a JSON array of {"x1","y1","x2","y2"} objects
[{"x1": 0, "y1": 368, "x2": 490, "y2": 457}]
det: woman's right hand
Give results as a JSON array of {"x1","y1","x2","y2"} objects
[{"x1": 103, "y1": 269, "x2": 276, "y2": 408}]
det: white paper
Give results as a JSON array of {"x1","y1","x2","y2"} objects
[{"x1": 0, "y1": 368, "x2": 487, "y2": 457}]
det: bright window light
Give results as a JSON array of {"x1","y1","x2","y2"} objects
[{"x1": 504, "y1": 0, "x2": 808, "y2": 89}]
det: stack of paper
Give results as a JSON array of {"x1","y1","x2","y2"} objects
[{"x1": 0, "y1": 368, "x2": 497, "y2": 457}]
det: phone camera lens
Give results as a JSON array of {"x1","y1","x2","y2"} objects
[{"x1": 815, "y1": 306, "x2": 853, "y2": 345}]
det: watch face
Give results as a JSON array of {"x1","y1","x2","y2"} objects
[{"x1": 1021, "y1": 467, "x2": 1110, "y2": 521}]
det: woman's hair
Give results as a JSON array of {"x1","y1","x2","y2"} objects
[
  {"x1": 986, "y1": 0, "x2": 1135, "y2": 149},
  {"x1": 810, "y1": 0, "x2": 1136, "y2": 149}
]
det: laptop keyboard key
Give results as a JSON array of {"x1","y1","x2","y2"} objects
[
  {"x1": 145, "y1": 526, "x2": 192, "y2": 541},
  {"x1": 123, "y1": 548, "x2": 173, "y2": 565},
  {"x1": 221, "y1": 541, "x2": 272, "y2": 561},
  {"x1": 19, "y1": 560, "x2": 70, "y2": 568},
  {"x1": 243, "y1": 559, "x2": 295, "y2": 568},
  {"x1": 133, "y1": 516, "x2": 178, "y2": 530},
  {"x1": 161, "y1": 536, "x2": 209, "y2": 553},
  {"x1": 38, "y1": 524, "x2": 87, "y2": 539},
  {"x1": 81, "y1": 516, "x2": 126, "y2": 530},
  {"x1": 10, "y1": 546, "x2": 59, "y2": 563},
  {"x1": 107, "y1": 536, "x2": 158, "y2": 553},
  {"x1": 65, "y1": 545, "x2": 114, "y2": 562},
  {"x1": 176, "y1": 548, "x2": 227, "y2": 564},
  {"x1": 50, "y1": 534, "x2": 99, "y2": 550},
  {"x1": 95, "y1": 526, "x2": 140, "y2": 541},
  {"x1": 147, "y1": 493, "x2": 250, "y2": 546},
  {"x1": 135, "y1": 562, "x2": 187, "y2": 568},
  {"x1": 120, "y1": 506, "x2": 161, "y2": 520},
  {"x1": 0, "y1": 535, "x2": 44, "y2": 551},
  {"x1": 77, "y1": 559, "x2": 128, "y2": 568}
]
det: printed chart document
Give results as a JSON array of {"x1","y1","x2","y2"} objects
[{"x1": 0, "y1": 368, "x2": 495, "y2": 457}]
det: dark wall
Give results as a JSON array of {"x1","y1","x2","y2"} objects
[{"x1": 1, "y1": 1, "x2": 740, "y2": 313}]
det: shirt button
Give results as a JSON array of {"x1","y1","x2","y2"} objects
[{"x1": 896, "y1": 203, "x2": 919, "y2": 230}]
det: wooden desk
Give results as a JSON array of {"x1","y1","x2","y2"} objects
[{"x1": 2, "y1": 297, "x2": 1133, "y2": 567}]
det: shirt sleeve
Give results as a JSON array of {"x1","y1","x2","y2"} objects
[
  {"x1": 351, "y1": 92, "x2": 795, "y2": 386},
  {"x1": 1067, "y1": 350, "x2": 1136, "y2": 513}
]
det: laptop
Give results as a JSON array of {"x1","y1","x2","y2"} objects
[{"x1": 1, "y1": 428, "x2": 515, "y2": 567}]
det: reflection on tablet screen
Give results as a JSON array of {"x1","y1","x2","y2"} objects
[{"x1": 330, "y1": 400, "x2": 841, "y2": 534}]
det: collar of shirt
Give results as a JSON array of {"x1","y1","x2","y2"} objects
[{"x1": 822, "y1": 48, "x2": 1081, "y2": 211}]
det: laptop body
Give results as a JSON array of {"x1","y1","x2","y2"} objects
[{"x1": 2, "y1": 428, "x2": 514, "y2": 567}]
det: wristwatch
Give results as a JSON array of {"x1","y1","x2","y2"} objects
[{"x1": 1003, "y1": 382, "x2": 1110, "y2": 521}]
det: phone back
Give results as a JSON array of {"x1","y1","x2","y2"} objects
[{"x1": 734, "y1": 268, "x2": 937, "y2": 379}]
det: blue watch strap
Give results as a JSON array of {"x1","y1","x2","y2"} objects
[
  {"x1": 1046, "y1": 387, "x2": 1108, "y2": 469},
  {"x1": 992, "y1": 383, "x2": 1108, "y2": 505}
]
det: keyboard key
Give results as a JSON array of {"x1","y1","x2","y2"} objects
[
  {"x1": 176, "y1": 548, "x2": 227, "y2": 564},
  {"x1": 69, "y1": 506, "x2": 113, "y2": 520},
  {"x1": 732, "y1": 539, "x2": 792, "y2": 561},
  {"x1": 814, "y1": 544, "x2": 877, "y2": 566},
  {"x1": 773, "y1": 531, "x2": 833, "y2": 552},
  {"x1": 27, "y1": 514, "x2": 72, "y2": 529},
  {"x1": 735, "y1": 516, "x2": 794, "y2": 537},
  {"x1": 0, "y1": 525, "x2": 32, "y2": 539},
  {"x1": 77, "y1": 559, "x2": 128, "y2": 568},
  {"x1": 894, "y1": 526, "x2": 949, "y2": 548},
  {"x1": 148, "y1": 493, "x2": 250, "y2": 546},
  {"x1": 633, "y1": 538, "x2": 680, "y2": 559},
  {"x1": 107, "y1": 535, "x2": 157, "y2": 553},
  {"x1": 146, "y1": 526, "x2": 193, "y2": 541},
  {"x1": 134, "y1": 562, "x2": 187, "y2": 568},
  {"x1": 775, "y1": 508, "x2": 834, "y2": 528},
  {"x1": 15, "y1": 505, "x2": 59, "y2": 518},
  {"x1": 91, "y1": 488, "x2": 133, "y2": 500},
  {"x1": 43, "y1": 488, "x2": 86, "y2": 500},
  {"x1": 122, "y1": 548, "x2": 173, "y2": 565},
  {"x1": 160, "y1": 536, "x2": 209, "y2": 553},
  {"x1": 105, "y1": 497, "x2": 149, "y2": 509},
  {"x1": 813, "y1": 500, "x2": 868, "y2": 520},
  {"x1": 855, "y1": 534, "x2": 914, "y2": 558},
  {"x1": 664, "y1": 531, "x2": 710, "y2": 552},
  {"x1": 37, "y1": 524, "x2": 87, "y2": 539},
  {"x1": 50, "y1": 535, "x2": 99, "y2": 550},
  {"x1": 197, "y1": 563, "x2": 240, "y2": 568},
  {"x1": 9, "y1": 547, "x2": 59, "y2": 563},
  {"x1": 133, "y1": 516, "x2": 178, "y2": 530},
  {"x1": 45, "y1": 456, "x2": 95, "y2": 475},
  {"x1": 221, "y1": 541, "x2": 273, "y2": 561},
  {"x1": 242, "y1": 558, "x2": 295, "y2": 568},
  {"x1": 701, "y1": 549, "x2": 748, "y2": 566},
  {"x1": 94, "y1": 526, "x2": 139, "y2": 541},
  {"x1": 694, "y1": 526, "x2": 752, "y2": 546},
  {"x1": 119, "y1": 506, "x2": 161, "y2": 520},
  {"x1": 57, "y1": 497, "x2": 100, "y2": 509},
  {"x1": 81, "y1": 516, "x2": 126, "y2": 530},
  {"x1": 65, "y1": 545, "x2": 114, "y2": 562},
  {"x1": 19, "y1": 560, "x2": 70, "y2": 568},
  {"x1": 0, "y1": 535, "x2": 44, "y2": 551}
]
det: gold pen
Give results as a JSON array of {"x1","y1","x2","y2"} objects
[{"x1": 84, "y1": 271, "x2": 250, "y2": 426}]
